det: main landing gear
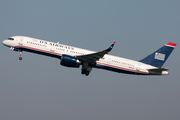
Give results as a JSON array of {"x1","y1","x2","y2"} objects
[
  {"x1": 81, "y1": 62, "x2": 92, "y2": 76},
  {"x1": 81, "y1": 69, "x2": 90, "y2": 76},
  {"x1": 19, "y1": 50, "x2": 22, "y2": 60}
]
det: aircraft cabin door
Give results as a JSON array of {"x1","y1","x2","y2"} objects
[
  {"x1": 50, "y1": 46, "x2": 55, "y2": 52},
  {"x1": 19, "y1": 38, "x2": 23, "y2": 45}
]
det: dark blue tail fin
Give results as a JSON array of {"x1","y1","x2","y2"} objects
[{"x1": 139, "y1": 42, "x2": 177, "y2": 68}]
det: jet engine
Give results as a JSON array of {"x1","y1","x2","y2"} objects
[{"x1": 60, "y1": 54, "x2": 81, "y2": 68}]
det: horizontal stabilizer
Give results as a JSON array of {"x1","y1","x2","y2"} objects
[{"x1": 148, "y1": 68, "x2": 169, "y2": 72}]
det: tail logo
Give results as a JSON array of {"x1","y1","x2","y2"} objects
[{"x1": 155, "y1": 53, "x2": 165, "y2": 61}]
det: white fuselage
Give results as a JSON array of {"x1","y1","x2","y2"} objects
[{"x1": 2, "y1": 36, "x2": 168, "y2": 75}]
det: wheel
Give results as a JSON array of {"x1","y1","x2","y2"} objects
[
  {"x1": 19, "y1": 57, "x2": 22, "y2": 60},
  {"x1": 85, "y1": 71, "x2": 89, "y2": 76},
  {"x1": 81, "y1": 69, "x2": 86, "y2": 74}
]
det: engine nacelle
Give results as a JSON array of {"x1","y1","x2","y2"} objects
[{"x1": 60, "y1": 54, "x2": 81, "y2": 68}]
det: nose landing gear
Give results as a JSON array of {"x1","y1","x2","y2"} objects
[
  {"x1": 19, "y1": 50, "x2": 22, "y2": 60},
  {"x1": 19, "y1": 57, "x2": 22, "y2": 60}
]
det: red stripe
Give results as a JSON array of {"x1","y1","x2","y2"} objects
[
  {"x1": 97, "y1": 62, "x2": 149, "y2": 74},
  {"x1": 166, "y1": 42, "x2": 177, "y2": 47}
]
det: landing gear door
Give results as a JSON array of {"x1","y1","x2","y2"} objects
[{"x1": 19, "y1": 38, "x2": 23, "y2": 45}]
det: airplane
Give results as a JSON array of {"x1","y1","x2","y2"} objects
[{"x1": 2, "y1": 36, "x2": 177, "y2": 76}]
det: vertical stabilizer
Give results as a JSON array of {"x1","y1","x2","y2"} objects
[{"x1": 139, "y1": 42, "x2": 177, "y2": 68}]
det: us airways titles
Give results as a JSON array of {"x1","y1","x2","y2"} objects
[{"x1": 35, "y1": 40, "x2": 75, "y2": 50}]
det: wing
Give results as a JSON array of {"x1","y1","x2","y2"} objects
[
  {"x1": 148, "y1": 68, "x2": 169, "y2": 72},
  {"x1": 77, "y1": 42, "x2": 116, "y2": 63}
]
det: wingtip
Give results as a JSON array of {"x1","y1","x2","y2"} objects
[{"x1": 106, "y1": 41, "x2": 116, "y2": 52}]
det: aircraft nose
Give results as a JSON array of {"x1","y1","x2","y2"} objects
[
  {"x1": 2, "y1": 40, "x2": 5, "y2": 45},
  {"x1": 2, "y1": 40, "x2": 8, "y2": 46}
]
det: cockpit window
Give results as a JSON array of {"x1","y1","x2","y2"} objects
[{"x1": 8, "y1": 38, "x2": 14, "y2": 40}]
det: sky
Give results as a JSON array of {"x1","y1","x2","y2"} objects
[{"x1": 0, "y1": 0, "x2": 180, "y2": 120}]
